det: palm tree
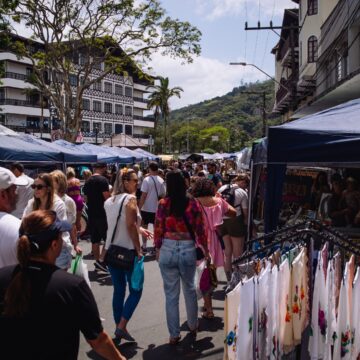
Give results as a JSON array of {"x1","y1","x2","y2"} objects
[{"x1": 147, "y1": 76, "x2": 183, "y2": 153}]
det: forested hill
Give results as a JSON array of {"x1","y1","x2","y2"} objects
[{"x1": 168, "y1": 80, "x2": 281, "y2": 148}]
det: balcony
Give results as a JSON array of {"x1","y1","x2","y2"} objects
[
  {"x1": 276, "y1": 75, "x2": 297, "y2": 105},
  {"x1": 133, "y1": 97, "x2": 148, "y2": 104},
  {"x1": 133, "y1": 133, "x2": 150, "y2": 139},
  {"x1": 5, "y1": 124, "x2": 51, "y2": 134},
  {"x1": 4, "y1": 72, "x2": 29, "y2": 81},
  {"x1": 0, "y1": 98, "x2": 48, "y2": 108},
  {"x1": 133, "y1": 115, "x2": 155, "y2": 122}
]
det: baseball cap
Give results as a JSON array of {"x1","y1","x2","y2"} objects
[
  {"x1": 20, "y1": 213, "x2": 72, "y2": 252},
  {"x1": 0, "y1": 166, "x2": 28, "y2": 190}
]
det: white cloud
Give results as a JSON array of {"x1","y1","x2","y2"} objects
[
  {"x1": 148, "y1": 53, "x2": 267, "y2": 110},
  {"x1": 195, "y1": 0, "x2": 296, "y2": 21}
]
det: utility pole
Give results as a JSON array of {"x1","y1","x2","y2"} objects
[
  {"x1": 244, "y1": 21, "x2": 300, "y2": 111},
  {"x1": 240, "y1": 91, "x2": 267, "y2": 137}
]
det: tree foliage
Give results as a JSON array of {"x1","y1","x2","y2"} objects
[
  {"x1": 6, "y1": 0, "x2": 201, "y2": 141},
  {"x1": 147, "y1": 76, "x2": 183, "y2": 153}
]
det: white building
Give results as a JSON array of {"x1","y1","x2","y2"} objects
[{"x1": 0, "y1": 33, "x2": 155, "y2": 146}]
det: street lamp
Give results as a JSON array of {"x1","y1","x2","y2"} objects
[{"x1": 229, "y1": 62, "x2": 291, "y2": 93}]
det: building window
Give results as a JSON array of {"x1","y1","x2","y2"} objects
[
  {"x1": 115, "y1": 104, "x2": 123, "y2": 114},
  {"x1": 82, "y1": 98, "x2": 90, "y2": 110},
  {"x1": 104, "y1": 123, "x2": 113, "y2": 134},
  {"x1": 125, "y1": 124, "x2": 132, "y2": 136},
  {"x1": 115, "y1": 124, "x2": 123, "y2": 134},
  {"x1": 93, "y1": 80, "x2": 102, "y2": 91},
  {"x1": 125, "y1": 86, "x2": 132, "y2": 97},
  {"x1": 104, "y1": 102, "x2": 112, "y2": 113},
  {"x1": 308, "y1": 0, "x2": 318, "y2": 15},
  {"x1": 93, "y1": 122, "x2": 102, "y2": 131},
  {"x1": 104, "y1": 82, "x2": 112, "y2": 93},
  {"x1": 115, "y1": 84, "x2": 123, "y2": 95},
  {"x1": 79, "y1": 54, "x2": 87, "y2": 66},
  {"x1": 125, "y1": 106, "x2": 132, "y2": 116},
  {"x1": 93, "y1": 61, "x2": 102, "y2": 71},
  {"x1": 82, "y1": 121, "x2": 90, "y2": 132},
  {"x1": 93, "y1": 100, "x2": 102, "y2": 112},
  {"x1": 27, "y1": 117, "x2": 40, "y2": 129},
  {"x1": 69, "y1": 74, "x2": 78, "y2": 87},
  {"x1": 308, "y1": 36, "x2": 318, "y2": 63}
]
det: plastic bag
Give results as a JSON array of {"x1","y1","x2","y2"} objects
[
  {"x1": 131, "y1": 256, "x2": 144, "y2": 291},
  {"x1": 70, "y1": 255, "x2": 91, "y2": 288},
  {"x1": 195, "y1": 260, "x2": 207, "y2": 299}
]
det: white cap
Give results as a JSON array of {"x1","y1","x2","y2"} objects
[{"x1": 0, "y1": 167, "x2": 28, "y2": 190}]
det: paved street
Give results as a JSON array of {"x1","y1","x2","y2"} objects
[{"x1": 78, "y1": 239, "x2": 226, "y2": 360}]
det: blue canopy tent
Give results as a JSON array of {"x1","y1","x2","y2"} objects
[
  {"x1": 117, "y1": 147, "x2": 144, "y2": 162},
  {"x1": 19, "y1": 135, "x2": 96, "y2": 163},
  {"x1": 134, "y1": 148, "x2": 159, "y2": 161},
  {"x1": 100, "y1": 146, "x2": 134, "y2": 164},
  {"x1": 0, "y1": 134, "x2": 63, "y2": 163},
  {"x1": 76, "y1": 143, "x2": 120, "y2": 163},
  {"x1": 265, "y1": 98, "x2": 360, "y2": 234}
]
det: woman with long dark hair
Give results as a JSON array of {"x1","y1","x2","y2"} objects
[
  {"x1": 154, "y1": 170, "x2": 209, "y2": 344},
  {"x1": 0, "y1": 210, "x2": 125, "y2": 360},
  {"x1": 23, "y1": 173, "x2": 72, "y2": 270}
]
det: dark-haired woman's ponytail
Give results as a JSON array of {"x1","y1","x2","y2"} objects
[{"x1": 3, "y1": 235, "x2": 32, "y2": 317}]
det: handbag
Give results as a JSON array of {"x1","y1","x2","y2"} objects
[
  {"x1": 131, "y1": 256, "x2": 145, "y2": 291},
  {"x1": 182, "y1": 212, "x2": 205, "y2": 261},
  {"x1": 104, "y1": 195, "x2": 136, "y2": 270}
]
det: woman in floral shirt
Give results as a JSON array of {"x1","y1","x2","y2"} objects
[{"x1": 154, "y1": 170, "x2": 209, "y2": 344}]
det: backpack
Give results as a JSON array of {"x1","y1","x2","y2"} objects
[{"x1": 221, "y1": 184, "x2": 237, "y2": 208}]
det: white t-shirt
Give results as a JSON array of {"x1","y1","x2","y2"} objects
[
  {"x1": 12, "y1": 174, "x2": 34, "y2": 219},
  {"x1": 104, "y1": 194, "x2": 141, "y2": 250},
  {"x1": 0, "y1": 212, "x2": 21, "y2": 268},
  {"x1": 218, "y1": 184, "x2": 248, "y2": 217},
  {"x1": 62, "y1": 194, "x2": 76, "y2": 225},
  {"x1": 140, "y1": 175, "x2": 165, "y2": 213}
]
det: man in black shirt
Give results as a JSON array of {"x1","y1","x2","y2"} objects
[{"x1": 83, "y1": 163, "x2": 111, "y2": 272}]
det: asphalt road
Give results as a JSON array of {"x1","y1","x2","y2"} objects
[{"x1": 78, "y1": 239, "x2": 226, "y2": 360}]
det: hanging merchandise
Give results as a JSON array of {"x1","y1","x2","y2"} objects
[
  {"x1": 236, "y1": 277, "x2": 255, "y2": 360},
  {"x1": 223, "y1": 220, "x2": 360, "y2": 360}
]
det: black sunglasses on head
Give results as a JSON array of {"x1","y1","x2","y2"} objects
[{"x1": 31, "y1": 184, "x2": 48, "y2": 190}]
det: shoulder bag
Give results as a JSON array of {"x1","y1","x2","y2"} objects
[
  {"x1": 182, "y1": 211, "x2": 205, "y2": 261},
  {"x1": 104, "y1": 195, "x2": 136, "y2": 270},
  {"x1": 150, "y1": 176, "x2": 161, "y2": 201}
]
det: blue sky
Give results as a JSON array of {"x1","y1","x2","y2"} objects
[{"x1": 150, "y1": 0, "x2": 296, "y2": 109}]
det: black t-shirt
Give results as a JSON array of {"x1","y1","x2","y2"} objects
[
  {"x1": 83, "y1": 174, "x2": 109, "y2": 218},
  {"x1": 0, "y1": 261, "x2": 103, "y2": 360}
]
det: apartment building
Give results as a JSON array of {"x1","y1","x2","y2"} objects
[
  {"x1": 0, "y1": 33, "x2": 155, "y2": 145},
  {"x1": 272, "y1": 0, "x2": 360, "y2": 120}
]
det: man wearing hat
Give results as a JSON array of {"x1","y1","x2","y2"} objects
[
  {"x1": 83, "y1": 163, "x2": 110, "y2": 272},
  {"x1": 0, "y1": 166, "x2": 27, "y2": 268}
]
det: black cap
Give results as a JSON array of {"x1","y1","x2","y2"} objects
[{"x1": 20, "y1": 215, "x2": 72, "y2": 252}]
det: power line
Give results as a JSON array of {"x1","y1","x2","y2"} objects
[
  {"x1": 244, "y1": 0, "x2": 248, "y2": 61},
  {"x1": 252, "y1": 0, "x2": 261, "y2": 64},
  {"x1": 261, "y1": 0, "x2": 276, "y2": 69}
]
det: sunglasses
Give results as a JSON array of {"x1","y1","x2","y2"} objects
[{"x1": 31, "y1": 184, "x2": 48, "y2": 190}]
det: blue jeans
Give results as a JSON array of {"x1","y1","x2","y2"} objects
[
  {"x1": 108, "y1": 265, "x2": 143, "y2": 325},
  {"x1": 159, "y1": 239, "x2": 198, "y2": 338}
]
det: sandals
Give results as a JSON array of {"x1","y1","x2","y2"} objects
[
  {"x1": 169, "y1": 335, "x2": 181, "y2": 345},
  {"x1": 202, "y1": 310, "x2": 215, "y2": 319}
]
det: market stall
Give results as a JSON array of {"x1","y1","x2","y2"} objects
[{"x1": 265, "y1": 98, "x2": 360, "y2": 233}]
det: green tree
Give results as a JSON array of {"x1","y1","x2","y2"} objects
[
  {"x1": 7, "y1": 0, "x2": 201, "y2": 142},
  {"x1": 147, "y1": 76, "x2": 183, "y2": 153},
  {"x1": 199, "y1": 125, "x2": 229, "y2": 152}
]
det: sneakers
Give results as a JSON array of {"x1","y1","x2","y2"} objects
[{"x1": 94, "y1": 260, "x2": 109, "y2": 273}]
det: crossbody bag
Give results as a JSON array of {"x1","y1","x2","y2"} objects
[
  {"x1": 104, "y1": 195, "x2": 136, "y2": 270},
  {"x1": 150, "y1": 176, "x2": 161, "y2": 201}
]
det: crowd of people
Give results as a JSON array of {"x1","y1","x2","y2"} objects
[{"x1": 0, "y1": 159, "x2": 250, "y2": 359}]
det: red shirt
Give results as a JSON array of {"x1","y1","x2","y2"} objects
[{"x1": 154, "y1": 197, "x2": 207, "y2": 249}]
